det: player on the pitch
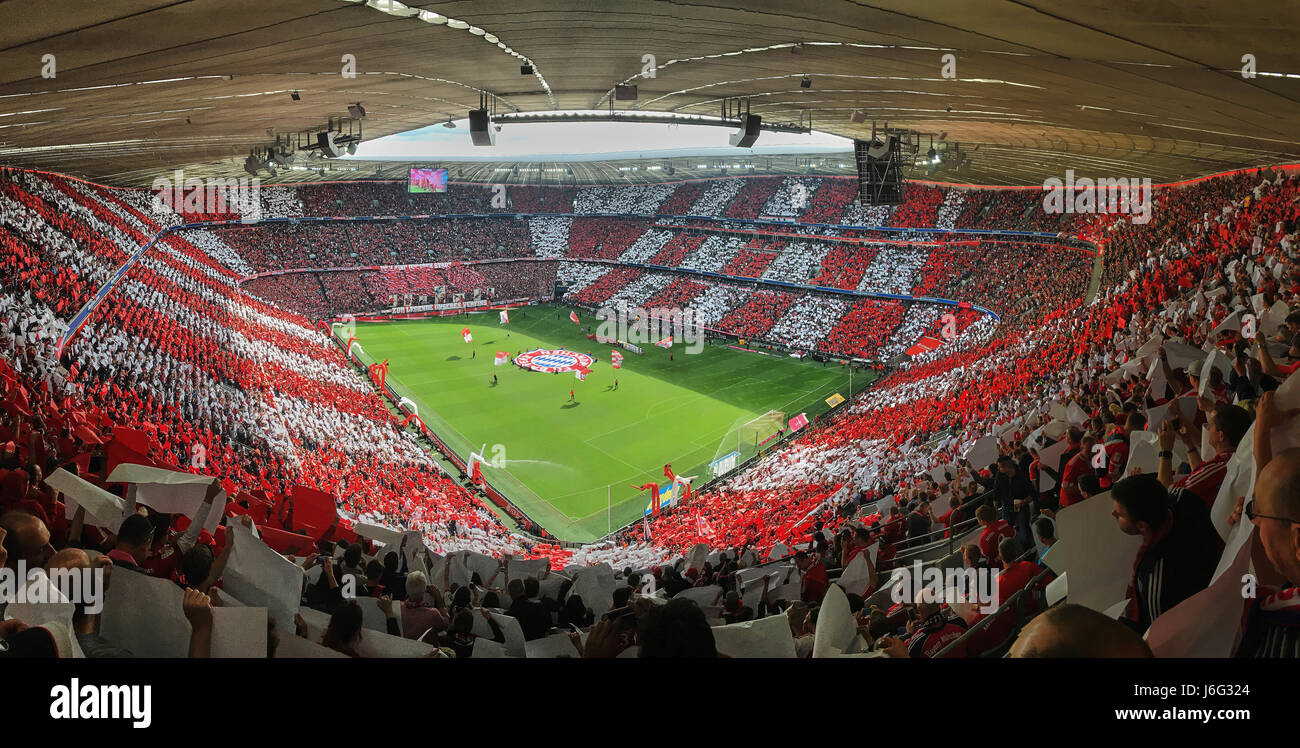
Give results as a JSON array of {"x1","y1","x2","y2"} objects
[{"x1": 569, "y1": 388, "x2": 576, "y2": 403}]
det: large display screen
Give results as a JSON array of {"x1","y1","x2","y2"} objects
[{"x1": 408, "y1": 167, "x2": 448, "y2": 193}]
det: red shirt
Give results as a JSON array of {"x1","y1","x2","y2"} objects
[
  {"x1": 843, "y1": 544, "x2": 867, "y2": 566},
  {"x1": 995, "y1": 561, "x2": 1042, "y2": 608},
  {"x1": 141, "y1": 544, "x2": 181, "y2": 580},
  {"x1": 1104, "y1": 439, "x2": 1130, "y2": 481},
  {"x1": 906, "y1": 615, "x2": 967, "y2": 658},
  {"x1": 1172, "y1": 452, "x2": 1231, "y2": 510},
  {"x1": 1059, "y1": 454, "x2": 1092, "y2": 507},
  {"x1": 979, "y1": 520, "x2": 1015, "y2": 565},
  {"x1": 800, "y1": 560, "x2": 829, "y2": 604},
  {"x1": 967, "y1": 562, "x2": 1049, "y2": 653}
]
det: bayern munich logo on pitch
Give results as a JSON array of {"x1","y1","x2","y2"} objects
[{"x1": 513, "y1": 349, "x2": 594, "y2": 373}]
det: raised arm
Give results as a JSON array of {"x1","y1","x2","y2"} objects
[
  {"x1": 198, "y1": 515, "x2": 247, "y2": 593},
  {"x1": 1157, "y1": 419, "x2": 1177, "y2": 489},
  {"x1": 1176, "y1": 418, "x2": 1204, "y2": 472},
  {"x1": 182, "y1": 588, "x2": 214, "y2": 659}
]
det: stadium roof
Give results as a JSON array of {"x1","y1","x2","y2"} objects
[{"x1": 2, "y1": 0, "x2": 1298, "y2": 186}]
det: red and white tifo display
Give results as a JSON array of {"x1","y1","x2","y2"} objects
[{"x1": 513, "y1": 349, "x2": 595, "y2": 373}]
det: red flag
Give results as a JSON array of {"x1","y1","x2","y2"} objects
[
  {"x1": 461, "y1": 327, "x2": 473, "y2": 343},
  {"x1": 499, "y1": 309, "x2": 510, "y2": 324},
  {"x1": 72, "y1": 425, "x2": 103, "y2": 444},
  {"x1": 494, "y1": 351, "x2": 508, "y2": 366},
  {"x1": 655, "y1": 335, "x2": 673, "y2": 349},
  {"x1": 105, "y1": 438, "x2": 160, "y2": 478},
  {"x1": 256, "y1": 525, "x2": 318, "y2": 556},
  {"x1": 569, "y1": 311, "x2": 580, "y2": 325},
  {"x1": 111, "y1": 426, "x2": 151, "y2": 456},
  {"x1": 610, "y1": 350, "x2": 623, "y2": 369},
  {"x1": 289, "y1": 484, "x2": 338, "y2": 539}
]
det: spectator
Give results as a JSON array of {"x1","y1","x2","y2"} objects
[
  {"x1": 1033, "y1": 517, "x2": 1057, "y2": 564},
  {"x1": 1010, "y1": 604, "x2": 1154, "y2": 658},
  {"x1": 436, "y1": 608, "x2": 505, "y2": 659},
  {"x1": 506, "y1": 576, "x2": 553, "y2": 641},
  {"x1": 1111, "y1": 475, "x2": 1223, "y2": 632},
  {"x1": 975, "y1": 504, "x2": 1015, "y2": 566},
  {"x1": 794, "y1": 550, "x2": 829, "y2": 604},
  {"x1": 400, "y1": 571, "x2": 449, "y2": 640}
]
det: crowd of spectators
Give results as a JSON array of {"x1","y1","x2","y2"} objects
[
  {"x1": 723, "y1": 245, "x2": 778, "y2": 278},
  {"x1": 798, "y1": 179, "x2": 859, "y2": 225},
  {"x1": 528, "y1": 217, "x2": 570, "y2": 259},
  {"x1": 690, "y1": 179, "x2": 744, "y2": 216},
  {"x1": 566, "y1": 218, "x2": 653, "y2": 260},
  {"x1": 765, "y1": 296, "x2": 851, "y2": 350},
  {"x1": 715, "y1": 291, "x2": 797, "y2": 340},
  {"x1": 761, "y1": 177, "x2": 822, "y2": 218},
  {"x1": 649, "y1": 234, "x2": 707, "y2": 268},
  {"x1": 509, "y1": 186, "x2": 575, "y2": 214},
  {"x1": 568, "y1": 267, "x2": 641, "y2": 306},
  {"x1": 5, "y1": 166, "x2": 1297, "y2": 659},
  {"x1": 818, "y1": 299, "x2": 909, "y2": 359},
  {"x1": 807, "y1": 244, "x2": 882, "y2": 290},
  {"x1": 642, "y1": 277, "x2": 707, "y2": 311},
  {"x1": 573, "y1": 183, "x2": 676, "y2": 215},
  {"x1": 761, "y1": 240, "x2": 831, "y2": 283},
  {"x1": 616, "y1": 228, "x2": 673, "y2": 264},
  {"x1": 723, "y1": 177, "x2": 782, "y2": 220},
  {"x1": 657, "y1": 181, "x2": 704, "y2": 216}
]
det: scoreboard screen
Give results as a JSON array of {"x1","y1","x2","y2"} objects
[{"x1": 409, "y1": 167, "x2": 448, "y2": 193}]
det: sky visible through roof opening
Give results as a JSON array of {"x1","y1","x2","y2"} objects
[{"x1": 349, "y1": 110, "x2": 853, "y2": 162}]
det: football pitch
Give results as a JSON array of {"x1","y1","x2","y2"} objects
[{"x1": 347, "y1": 304, "x2": 874, "y2": 542}]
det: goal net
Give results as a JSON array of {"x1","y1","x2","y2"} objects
[{"x1": 739, "y1": 410, "x2": 787, "y2": 447}]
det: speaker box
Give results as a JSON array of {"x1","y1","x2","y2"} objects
[
  {"x1": 316, "y1": 131, "x2": 345, "y2": 158},
  {"x1": 728, "y1": 114, "x2": 762, "y2": 147},
  {"x1": 853, "y1": 136, "x2": 906, "y2": 206},
  {"x1": 469, "y1": 108, "x2": 495, "y2": 146}
]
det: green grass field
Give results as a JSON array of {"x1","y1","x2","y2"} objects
[{"x1": 347, "y1": 304, "x2": 874, "y2": 542}]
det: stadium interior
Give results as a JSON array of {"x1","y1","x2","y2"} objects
[{"x1": 1, "y1": 0, "x2": 1298, "y2": 673}]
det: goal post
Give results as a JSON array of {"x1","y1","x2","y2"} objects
[
  {"x1": 708, "y1": 410, "x2": 787, "y2": 480},
  {"x1": 735, "y1": 410, "x2": 786, "y2": 457},
  {"x1": 739, "y1": 410, "x2": 786, "y2": 445}
]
